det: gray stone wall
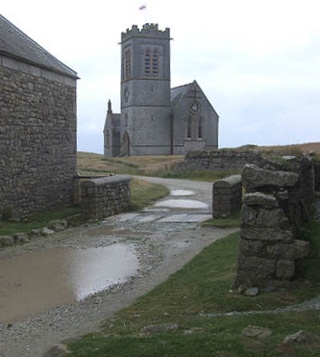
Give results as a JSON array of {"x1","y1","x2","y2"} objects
[
  {"x1": 212, "y1": 175, "x2": 242, "y2": 218},
  {"x1": 235, "y1": 162, "x2": 313, "y2": 289},
  {"x1": 176, "y1": 149, "x2": 266, "y2": 171},
  {"x1": 80, "y1": 175, "x2": 131, "y2": 220},
  {"x1": 0, "y1": 57, "x2": 77, "y2": 218}
]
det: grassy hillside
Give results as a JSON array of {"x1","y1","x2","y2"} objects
[{"x1": 77, "y1": 142, "x2": 320, "y2": 177}]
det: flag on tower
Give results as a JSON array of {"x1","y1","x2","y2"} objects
[{"x1": 139, "y1": 4, "x2": 146, "y2": 10}]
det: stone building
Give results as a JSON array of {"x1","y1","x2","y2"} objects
[
  {"x1": 0, "y1": 14, "x2": 78, "y2": 218},
  {"x1": 104, "y1": 23, "x2": 219, "y2": 157}
]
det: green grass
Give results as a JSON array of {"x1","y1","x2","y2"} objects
[
  {"x1": 130, "y1": 178, "x2": 170, "y2": 211},
  {"x1": 202, "y1": 212, "x2": 240, "y2": 228},
  {"x1": 0, "y1": 206, "x2": 80, "y2": 236},
  {"x1": 67, "y1": 219, "x2": 320, "y2": 356}
]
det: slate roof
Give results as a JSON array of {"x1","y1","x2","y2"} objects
[
  {"x1": 0, "y1": 14, "x2": 78, "y2": 79},
  {"x1": 170, "y1": 82, "x2": 192, "y2": 110}
]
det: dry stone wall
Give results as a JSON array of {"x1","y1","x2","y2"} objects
[
  {"x1": 212, "y1": 175, "x2": 242, "y2": 218},
  {"x1": 235, "y1": 159, "x2": 314, "y2": 289},
  {"x1": 80, "y1": 175, "x2": 131, "y2": 220},
  {"x1": 0, "y1": 59, "x2": 77, "y2": 218},
  {"x1": 175, "y1": 149, "x2": 267, "y2": 171}
]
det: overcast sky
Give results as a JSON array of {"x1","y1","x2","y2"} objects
[{"x1": 2, "y1": 0, "x2": 320, "y2": 154}]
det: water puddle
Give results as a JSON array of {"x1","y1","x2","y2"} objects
[
  {"x1": 154, "y1": 199, "x2": 208, "y2": 209},
  {"x1": 171, "y1": 189, "x2": 194, "y2": 196},
  {"x1": 0, "y1": 244, "x2": 138, "y2": 323}
]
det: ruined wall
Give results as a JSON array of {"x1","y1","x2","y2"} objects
[
  {"x1": 0, "y1": 56, "x2": 77, "y2": 218},
  {"x1": 175, "y1": 149, "x2": 266, "y2": 171},
  {"x1": 212, "y1": 175, "x2": 242, "y2": 218},
  {"x1": 235, "y1": 161, "x2": 313, "y2": 289},
  {"x1": 80, "y1": 175, "x2": 131, "y2": 220}
]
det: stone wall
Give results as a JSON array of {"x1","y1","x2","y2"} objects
[
  {"x1": 80, "y1": 175, "x2": 131, "y2": 220},
  {"x1": 235, "y1": 160, "x2": 313, "y2": 289},
  {"x1": 0, "y1": 56, "x2": 77, "y2": 218},
  {"x1": 212, "y1": 175, "x2": 242, "y2": 218},
  {"x1": 175, "y1": 149, "x2": 267, "y2": 172}
]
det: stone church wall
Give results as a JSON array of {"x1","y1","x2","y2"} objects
[{"x1": 0, "y1": 56, "x2": 77, "y2": 218}]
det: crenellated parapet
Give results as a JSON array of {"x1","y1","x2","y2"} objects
[{"x1": 121, "y1": 23, "x2": 170, "y2": 42}]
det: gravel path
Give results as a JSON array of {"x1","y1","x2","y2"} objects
[{"x1": 0, "y1": 177, "x2": 237, "y2": 357}]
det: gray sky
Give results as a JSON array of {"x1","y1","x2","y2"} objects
[{"x1": 2, "y1": 0, "x2": 320, "y2": 154}]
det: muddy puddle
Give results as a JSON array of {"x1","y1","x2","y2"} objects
[{"x1": 0, "y1": 244, "x2": 139, "y2": 323}]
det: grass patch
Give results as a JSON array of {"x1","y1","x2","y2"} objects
[
  {"x1": 202, "y1": 212, "x2": 240, "y2": 228},
  {"x1": 0, "y1": 206, "x2": 80, "y2": 236},
  {"x1": 130, "y1": 178, "x2": 170, "y2": 211},
  {"x1": 67, "y1": 219, "x2": 320, "y2": 356}
]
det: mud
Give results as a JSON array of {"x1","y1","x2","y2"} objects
[{"x1": 0, "y1": 244, "x2": 138, "y2": 323}]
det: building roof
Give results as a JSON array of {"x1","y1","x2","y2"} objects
[
  {"x1": 170, "y1": 82, "x2": 192, "y2": 110},
  {"x1": 171, "y1": 80, "x2": 219, "y2": 117},
  {"x1": 0, "y1": 14, "x2": 78, "y2": 79}
]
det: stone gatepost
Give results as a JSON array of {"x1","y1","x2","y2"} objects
[{"x1": 235, "y1": 164, "x2": 310, "y2": 289}]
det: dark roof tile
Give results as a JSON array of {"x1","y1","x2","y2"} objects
[{"x1": 0, "y1": 14, "x2": 78, "y2": 79}]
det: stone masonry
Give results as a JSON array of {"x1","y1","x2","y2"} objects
[
  {"x1": 235, "y1": 160, "x2": 313, "y2": 288},
  {"x1": 0, "y1": 62, "x2": 77, "y2": 218},
  {"x1": 212, "y1": 175, "x2": 242, "y2": 218},
  {"x1": 0, "y1": 15, "x2": 78, "y2": 219},
  {"x1": 175, "y1": 149, "x2": 266, "y2": 172},
  {"x1": 80, "y1": 176, "x2": 131, "y2": 220}
]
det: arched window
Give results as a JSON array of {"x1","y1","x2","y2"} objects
[
  {"x1": 144, "y1": 49, "x2": 151, "y2": 76},
  {"x1": 198, "y1": 118, "x2": 203, "y2": 139},
  {"x1": 125, "y1": 50, "x2": 131, "y2": 79},
  {"x1": 125, "y1": 113, "x2": 128, "y2": 127},
  {"x1": 187, "y1": 117, "x2": 192, "y2": 139}
]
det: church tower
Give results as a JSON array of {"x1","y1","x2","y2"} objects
[{"x1": 120, "y1": 24, "x2": 171, "y2": 155}]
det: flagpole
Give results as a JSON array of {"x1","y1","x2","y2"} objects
[{"x1": 139, "y1": 2, "x2": 148, "y2": 24}]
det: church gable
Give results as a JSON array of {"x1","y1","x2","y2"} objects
[{"x1": 170, "y1": 80, "x2": 219, "y2": 154}]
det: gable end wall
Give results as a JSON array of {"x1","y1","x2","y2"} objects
[{"x1": 0, "y1": 55, "x2": 77, "y2": 218}]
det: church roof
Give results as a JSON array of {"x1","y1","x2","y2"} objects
[
  {"x1": 171, "y1": 80, "x2": 219, "y2": 117},
  {"x1": 0, "y1": 14, "x2": 78, "y2": 79},
  {"x1": 170, "y1": 82, "x2": 192, "y2": 110}
]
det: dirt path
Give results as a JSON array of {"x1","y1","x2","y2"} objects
[{"x1": 0, "y1": 177, "x2": 237, "y2": 357}]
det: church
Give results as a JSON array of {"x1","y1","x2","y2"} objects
[{"x1": 104, "y1": 23, "x2": 219, "y2": 157}]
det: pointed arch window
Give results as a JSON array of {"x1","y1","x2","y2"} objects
[
  {"x1": 198, "y1": 118, "x2": 203, "y2": 139},
  {"x1": 187, "y1": 117, "x2": 192, "y2": 139},
  {"x1": 125, "y1": 49, "x2": 131, "y2": 79},
  {"x1": 144, "y1": 48, "x2": 159, "y2": 77}
]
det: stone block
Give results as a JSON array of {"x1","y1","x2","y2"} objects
[
  {"x1": 241, "y1": 227, "x2": 294, "y2": 242},
  {"x1": 293, "y1": 239, "x2": 309, "y2": 259},
  {"x1": 242, "y1": 164, "x2": 299, "y2": 190},
  {"x1": 241, "y1": 205, "x2": 257, "y2": 226},
  {"x1": 237, "y1": 254, "x2": 276, "y2": 277},
  {"x1": 238, "y1": 238, "x2": 264, "y2": 256},
  {"x1": 256, "y1": 208, "x2": 290, "y2": 229},
  {"x1": 244, "y1": 192, "x2": 278, "y2": 207},
  {"x1": 276, "y1": 260, "x2": 295, "y2": 280},
  {"x1": 266, "y1": 243, "x2": 295, "y2": 260}
]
